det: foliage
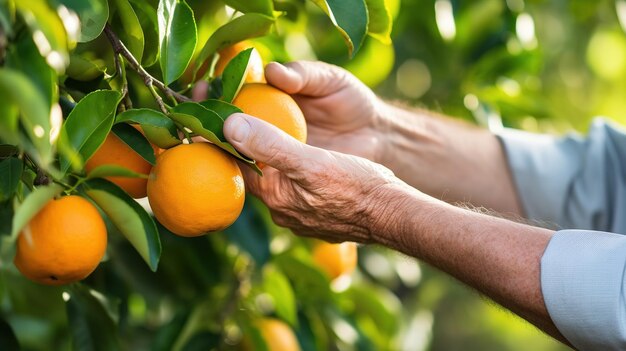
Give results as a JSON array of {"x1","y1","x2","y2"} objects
[
  {"x1": 0, "y1": 0, "x2": 403, "y2": 350},
  {"x1": 0, "y1": 0, "x2": 619, "y2": 350}
]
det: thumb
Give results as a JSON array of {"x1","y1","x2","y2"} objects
[
  {"x1": 265, "y1": 61, "x2": 348, "y2": 97},
  {"x1": 224, "y1": 113, "x2": 310, "y2": 175}
]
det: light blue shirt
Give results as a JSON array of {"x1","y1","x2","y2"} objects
[{"x1": 499, "y1": 119, "x2": 626, "y2": 350}]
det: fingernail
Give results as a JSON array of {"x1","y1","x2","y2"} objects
[{"x1": 228, "y1": 114, "x2": 251, "y2": 143}]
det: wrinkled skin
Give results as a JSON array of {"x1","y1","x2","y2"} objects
[
  {"x1": 223, "y1": 62, "x2": 568, "y2": 347},
  {"x1": 224, "y1": 112, "x2": 408, "y2": 243},
  {"x1": 263, "y1": 61, "x2": 390, "y2": 164}
]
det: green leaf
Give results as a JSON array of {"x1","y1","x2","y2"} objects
[
  {"x1": 56, "y1": 125, "x2": 84, "y2": 173},
  {"x1": 170, "y1": 103, "x2": 260, "y2": 173},
  {"x1": 6, "y1": 29, "x2": 56, "y2": 109},
  {"x1": 111, "y1": 123, "x2": 156, "y2": 165},
  {"x1": 263, "y1": 267, "x2": 297, "y2": 326},
  {"x1": 295, "y1": 311, "x2": 320, "y2": 351},
  {"x1": 66, "y1": 284, "x2": 122, "y2": 351},
  {"x1": 223, "y1": 0, "x2": 273, "y2": 16},
  {"x1": 340, "y1": 284, "x2": 401, "y2": 338},
  {"x1": 274, "y1": 253, "x2": 332, "y2": 304},
  {"x1": 10, "y1": 183, "x2": 63, "y2": 240},
  {"x1": 309, "y1": 0, "x2": 368, "y2": 57},
  {"x1": 0, "y1": 69, "x2": 52, "y2": 167},
  {"x1": 86, "y1": 164, "x2": 149, "y2": 179},
  {"x1": 171, "y1": 102, "x2": 224, "y2": 139},
  {"x1": 0, "y1": 318, "x2": 20, "y2": 351},
  {"x1": 59, "y1": 90, "x2": 122, "y2": 174},
  {"x1": 220, "y1": 48, "x2": 252, "y2": 103},
  {"x1": 0, "y1": 201, "x2": 15, "y2": 237},
  {"x1": 85, "y1": 178, "x2": 161, "y2": 271},
  {"x1": 207, "y1": 77, "x2": 223, "y2": 99},
  {"x1": 116, "y1": 108, "x2": 180, "y2": 149},
  {"x1": 109, "y1": 0, "x2": 144, "y2": 63},
  {"x1": 240, "y1": 319, "x2": 269, "y2": 351},
  {"x1": 16, "y1": 0, "x2": 69, "y2": 68},
  {"x1": 0, "y1": 101, "x2": 19, "y2": 145},
  {"x1": 343, "y1": 36, "x2": 394, "y2": 88},
  {"x1": 197, "y1": 99, "x2": 242, "y2": 120},
  {"x1": 0, "y1": 2, "x2": 14, "y2": 37},
  {"x1": 56, "y1": 0, "x2": 109, "y2": 42},
  {"x1": 194, "y1": 13, "x2": 274, "y2": 79},
  {"x1": 158, "y1": 0, "x2": 197, "y2": 85},
  {"x1": 67, "y1": 53, "x2": 106, "y2": 81},
  {"x1": 0, "y1": 157, "x2": 23, "y2": 202},
  {"x1": 169, "y1": 111, "x2": 260, "y2": 174},
  {"x1": 224, "y1": 198, "x2": 270, "y2": 266},
  {"x1": 364, "y1": 0, "x2": 392, "y2": 44},
  {"x1": 129, "y1": 0, "x2": 159, "y2": 67}
]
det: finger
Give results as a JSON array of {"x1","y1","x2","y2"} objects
[
  {"x1": 191, "y1": 81, "x2": 208, "y2": 101},
  {"x1": 265, "y1": 61, "x2": 349, "y2": 97},
  {"x1": 224, "y1": 113, "x2": 317, "y2": 177}
]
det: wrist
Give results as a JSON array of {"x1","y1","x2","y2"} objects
[
  {"x1": 370, "y1": 99, "x2": 404, "y2": 164},
  {"x1": 374, "y1": 101, "x2": 436, "y2": 171},
  {"x1": 363, "y1": 180, "x2": 434, "y2": 248}
]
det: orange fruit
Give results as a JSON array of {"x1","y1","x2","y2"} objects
[
  {"x1": 86, "y1": 132, "x2": 152, "y2": 198},
  {"x1": 312, "y1": 242, "x2": 358, "y2": 280},
  {"x1": 147, "y1": 142, "x2": 245, "y2": 237},
  {"x1": 257, "y1": 318, "x2": 301, "y2": 351},
  {"x1": 14, "y1": 195, "x2": 107, "y2": 286},
  {"x1": 233, "y1": 83, "x2": 307, "y2": 143},
  {"x1": 214, "y1": 42, "x2": 265, "y2": 83}
]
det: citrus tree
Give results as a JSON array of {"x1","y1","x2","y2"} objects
[{"x1": 0, "y1": 0, "x2": 401, "y2": 350}]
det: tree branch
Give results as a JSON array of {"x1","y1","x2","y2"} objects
[{"x1": 103, "y1": 24, "x2": 190, "y2": 104}]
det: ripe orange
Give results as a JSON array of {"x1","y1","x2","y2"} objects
[
  {"x1": 233, "y1": 83, "x2": 307, "y2": 143},
  {"x1": 147, "y1": 142, "x2": 245, "y2": 237},
  {"x1": 312, "y1": 242, "x2": 358, "y2": 280},
  {"x1": 14, "y1": 195, "x2": 107, "y2": 286},
  {"x1": 257, "y1": 318, "x2": 301, "y2": 351},
  {"x1": 85, "y1": 132, "x2": 152, "y2": 198},
  {"x1": 214, "y1": 42, "x2": 265, "y2": 83}
]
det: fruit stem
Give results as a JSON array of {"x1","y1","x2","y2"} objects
[
  {"x1": 52, "y1": 179, "x2": 72, "y2": 190},
  {"x1": 174, "y1": 122, "x2": 193, "y2": 144},
  {"x1": 63, "y1": 177, "x2": 86, "y2": 195},
  {"x1": 103, "y1": 25, "x2": 191, "y2": 104},
  {"x1": 147, "y1": 82, "x2": 170, "y2": 115}
]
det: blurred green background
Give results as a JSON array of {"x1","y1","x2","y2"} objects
[
  {"x1": 304, "y1": 0, "x2": 623, "y2": 350},
  {"x1": 6, "y1": 0, "x2": 625, "y2": 349}
]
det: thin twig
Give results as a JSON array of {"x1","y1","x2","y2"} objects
[
  {"x1": 103, "y1": 24, "x2": 190, "y2": 104},
  {"x1": 147, "y1": 80, "x2": 170, "y2": 115},
  {"x1": 113, "y1": 53, "x2": 133, "y2": 111}
]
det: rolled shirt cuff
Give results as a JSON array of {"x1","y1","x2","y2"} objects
[{"x1": 541, "y1": 229, "x2": 626, "y2": 350}]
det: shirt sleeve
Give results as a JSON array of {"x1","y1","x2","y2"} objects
[
  {"x1": 498, "y1": 118, "x2": 626, "y2": 233},
  {"x1": 541, "y1": 230, "x2": 626, "y2": 350},
  {"x1": 498, "y1": 119, "x2": 626, "y2": 349}
]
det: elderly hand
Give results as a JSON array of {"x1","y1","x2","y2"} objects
[
  {"x1": 223, "y1": 112, "x2": 410, "y2": 243},
  {"x1": 264, "y1": 61, "x2": 390, "y2": 164}
]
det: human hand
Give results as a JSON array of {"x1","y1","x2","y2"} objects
[
  {"x1": 223, "y1": 112, "x2": 408, "y2": 243},
  {"x1": 265, "y1": 61, "x2": 390, "y2": 164}
]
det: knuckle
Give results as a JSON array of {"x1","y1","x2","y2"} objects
[
  {"x1": 288, "y1": 60, "x2": 307, "y2": 73},
  {"x1": 270, "y1": 212, "x2": 288, "y2": 227}
]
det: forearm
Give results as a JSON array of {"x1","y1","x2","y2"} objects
[
  {"x1": 379, "y1": 103, "x2": 523, "y2": 216},
  {"x1": 369, "y1": 183, "x2": 570, "y2": 346}
]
